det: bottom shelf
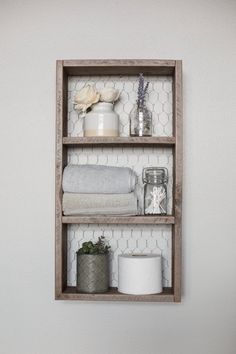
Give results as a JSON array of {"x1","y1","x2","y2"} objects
[{"x1": 57, "y1": 286, "x2": 175, "y2": 302}]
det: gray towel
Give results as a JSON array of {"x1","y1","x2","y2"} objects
[
  {"x1": 62, "y1": 164, "x2": 137, "y2": 194},
  {"x1": 63, "y1": 192, "x2": 138, "y2": 215}
]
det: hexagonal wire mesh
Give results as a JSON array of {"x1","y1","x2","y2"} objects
[
  {"x1": 67, "y1": 74, "x2": 173, "y2": 288},
  {"x1": 68, "y1": 75, "x2": 173, "y2": 137},
  {"x1": 68, "y1": 224, "x2": 172, "y2": 288},
  {"x1": 68, "y1": 147, "x2": 173, "y2": 214}
]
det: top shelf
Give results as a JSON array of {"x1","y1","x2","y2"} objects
[
  {"x1": 63, "y1": 136, "x2": 175, "y2": 147},
  {"x1": 61, "y1": 59, "x2": 176, "y2": 76}
]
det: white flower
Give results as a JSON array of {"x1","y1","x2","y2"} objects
[
  {"x1": 74, "y1": 85, "x2": 100, "y2": 112},
  {"x1": 99, "y1": 87, "x2": 120, "y2": 103}
]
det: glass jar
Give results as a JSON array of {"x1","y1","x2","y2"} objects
[
  {"x1": 129, "y1": 103, "x2": 152, "y2": 136},
  {"x1": 143, "y1": 167, "x2": 168, "y2": 215}
]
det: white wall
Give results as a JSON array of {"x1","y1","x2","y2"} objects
[{"x1": 1, "y1": 1, "x2": 236, "y2": 353}]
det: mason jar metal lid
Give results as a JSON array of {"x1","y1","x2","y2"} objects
[{"x1": 142, "y1": 167, "x2": 168, "y2": 184}]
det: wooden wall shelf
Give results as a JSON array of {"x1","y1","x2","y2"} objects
[{"x1": 55, "y1": 59, "x2": 183, "y2": 303}]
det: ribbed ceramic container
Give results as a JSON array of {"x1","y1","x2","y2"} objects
[
  {"x1": 84, "y1": 102, "x2": 119, "y2": 137},
  {"x1": 76, "y1": 253, "x2": 109, "y2": 293}
]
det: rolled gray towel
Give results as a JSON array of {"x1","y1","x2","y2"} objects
[
  {"x1": 63, "y1": 192, "x2": 138, "y2": 215},
  {"x1": 62, "y1": 164, "x2": 137, "y2": 194}
]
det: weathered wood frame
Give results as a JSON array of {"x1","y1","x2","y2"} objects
[{"x1": 55, "y1": 59, "x2": 182, "y2": 302}]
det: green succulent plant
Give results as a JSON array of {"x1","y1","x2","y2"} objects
[{"x1": 77, "y1": 236, "x2": 110, "y2": 255}]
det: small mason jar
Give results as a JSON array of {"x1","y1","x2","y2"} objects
[{"x1": 143, "y1": 167, "x2": 168, "y2": 215}]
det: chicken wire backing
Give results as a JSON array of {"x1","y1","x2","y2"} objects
[
  {"x1": 67, "y1": 224, "x2": 172, "y2": 288},
  {"x1": 67, "y1": 75, "x2": 173, "y2": 137},
  {"x1": 68, "y1": 146, "x2": 173, "y2": 214},
  {"x1": 67, "y1": 146, "x2": 173, "y2": 288}
]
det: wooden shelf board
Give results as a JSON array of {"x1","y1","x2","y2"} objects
[
  {"x1": 62, "y1": 215, "x2": 175, "y2": 225},
  {"x1": 63, "y1": 136, "x2": 175, "y2": 146},
  {"x1": 62, "y1": 59, "x2": 176, "y2": 76},
  {"x1": 58, "y1": 286, "x2": 174, "y2": 302}
]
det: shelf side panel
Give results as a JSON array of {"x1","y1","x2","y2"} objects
[
  {"x1": 173, "y1": 60, "x2": 183, "y2": 302},
  {"x1": 55, "y1": 61, "x2": 68, "y2": 297}
]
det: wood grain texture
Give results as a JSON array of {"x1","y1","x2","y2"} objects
[
  {"x1": 62, "y1": 59, "x2": 175, "y2": 76},
  {"x1": 55, "y1": 59, "x2": 183, "y2": 302},
  {"x1": 62, "y1": 215, "x2": 175, "y2": 225},
  {"x1": 55, "y1": 61, "x2": 68, "y2": 298},
  {"x1": 63, "y1": 136, "x2": 175, "y2": 146},
  {"x1": 173, "y1": 60, "x2": 183, "y2": 302},
  {"x1": 63, "y1": 59, "x2": 176, "y2": 66},
  {"x1": 58, "y1": 286, "x2": 174, "y2": 302}
]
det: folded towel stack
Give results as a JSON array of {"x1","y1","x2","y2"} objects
[{"x1": 62, "y1": 164, "x2": 138, "y2": 216}]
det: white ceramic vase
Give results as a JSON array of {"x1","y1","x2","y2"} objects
[{"x1": 84, "y1": 102, "x2": 119, "y2": 137}]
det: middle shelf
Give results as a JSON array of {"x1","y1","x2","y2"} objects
[
  {"x1": 63, "y1": 136, "x2": 176, "y2": 146},
  {"x1": 62, "y1": 215, "x2": 175, "y2": 224}
]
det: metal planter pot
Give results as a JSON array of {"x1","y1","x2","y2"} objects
[{"x1": 76, "y1": 253, "x2": 109, "y2": 293}]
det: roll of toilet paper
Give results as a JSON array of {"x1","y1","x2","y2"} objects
[{"x1": 118, "y1": 254, "x2": 162, "y2": 295}]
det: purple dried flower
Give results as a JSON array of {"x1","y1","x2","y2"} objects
[{"x1": 137, "y1": 73, "x2": 149, "y2": 108}]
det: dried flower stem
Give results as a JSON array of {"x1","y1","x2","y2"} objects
[{"x1": 137, "y1": 73, "x2": 150, "y2": 108}]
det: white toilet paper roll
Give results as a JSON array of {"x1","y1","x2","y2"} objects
[{"x1": 118, "y1": 254, "x2": 162, "y2": 295}]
